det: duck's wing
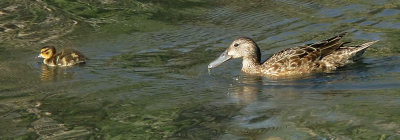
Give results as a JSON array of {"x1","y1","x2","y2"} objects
[
  {"x1": 264, "y1": 33, "x2": 347, "y2": 64},
  {"x1": 319, "y1": 40, "x2": 378, "y2": 71},
  {"x1": 262, "y1": 33, "x2": 347, "y2": 74},
  {"x1": 307, "y1": 32, "x2": 347, "y2": 58}
]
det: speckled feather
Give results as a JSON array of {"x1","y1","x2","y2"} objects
[{"x1": 261, "y1": 32, "x2": 347, "y2": 76}]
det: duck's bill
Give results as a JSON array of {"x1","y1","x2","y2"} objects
[
  {"x1": 37, "y1": 54, "x2": 44, "y2": 58},
  {"x1": 208, "y1": 49, "x2": 232, "y2": 69}
]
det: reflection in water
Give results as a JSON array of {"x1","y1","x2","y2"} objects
[
  {"x1": 40, "y1": 65, "x2": 56, "y2": 82},
  {"x1": 229, "y1": 76, "x2": 263, "y2": 105},
  {"x1": 40, "y1": 65, "x2": 75, "y2": 82}
]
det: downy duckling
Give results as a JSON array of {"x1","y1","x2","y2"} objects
[
  {"x1": 208, "y1": 32, "x2": 378, "y2": 78},
  {"x1": 38, "y1": 46, "x2": 86, "y2": 66}
]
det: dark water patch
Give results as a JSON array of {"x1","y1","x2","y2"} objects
[
  {"x1": 377, "y1": 9, "x2": 400, "y2": 17},
  {"x1": 374, "y1": 21, "x2": 400, "y2": 29}
]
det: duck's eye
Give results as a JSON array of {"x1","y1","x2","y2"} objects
[
  {"x1": 45, "y1": 52, "x2": 49, "y2": 55},
  {"x1": 234, "y1": 43, "x2": 239, "y2": 47}
]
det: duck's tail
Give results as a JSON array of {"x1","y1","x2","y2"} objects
[
  {"x1": 347, "y1": 40, "x2": 379, "y2": 60},
  {"x1": 319, "y1": 40, "x2": 378, "y2": 71}
]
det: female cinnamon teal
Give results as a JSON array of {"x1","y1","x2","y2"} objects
[
  {"x1": 38, "y1": 46, "x2": 86, "y2": 66},
  {"x1": 208, "y1": 33, "x2": 378, "y2": 77}
]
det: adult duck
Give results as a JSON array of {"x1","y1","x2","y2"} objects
[
  {"x1": 208, "y1": 32, "x2": 378, "y2": 77},
  {"x1": 38, "y1": 46, "x2": 87, "y2": 67}
]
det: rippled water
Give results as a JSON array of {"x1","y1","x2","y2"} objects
[{"x1": 1, "y1": 0, "x2": 400, "y2": 139}]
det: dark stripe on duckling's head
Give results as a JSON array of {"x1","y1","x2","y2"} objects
[
  {"x1": 40, "y1": 45, "x2": 56, "y2": 59},
  {"x1": 41, "y1": 48, "x2": 49, "y2": 53},
  {"x1": 41, "y1": 46, "x2": 56, "y2": 52}
]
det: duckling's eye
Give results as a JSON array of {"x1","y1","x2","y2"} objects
[
  {"x1": 234, "y1": 43, "x2": 239, "y2": 47},
  {"x1": 45, "y1": 52, "x2": 49, "y2": 54}
]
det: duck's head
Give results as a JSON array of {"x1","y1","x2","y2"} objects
[
  {"x1": 38, "y1": 46, "x2": 56, "y2": 59},
  {"x1": 208, "y1": 37, "x2": 261, "y2": 69}
]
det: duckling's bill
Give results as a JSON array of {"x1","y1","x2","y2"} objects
[
  {"x1": 37, "y1": 54, "x2": 44, "y2": 58},
  {"x1": 208, "y1": 49, "x2": 232, "y2": 69}
]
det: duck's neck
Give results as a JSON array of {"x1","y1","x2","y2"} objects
[
  {"x1": 241, "y1": 56, "x2": 261, "y2": 74},
  {"x1": 44, "y1": 56, "x2": 56, "y2": 66}
]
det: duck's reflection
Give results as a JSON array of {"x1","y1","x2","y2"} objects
[
  {"x1": 40, "y1": 65, "x2": 75, "y2": 82},
  {"x1": 229, "y1": 75, "x2": 263, "y2": 105}
]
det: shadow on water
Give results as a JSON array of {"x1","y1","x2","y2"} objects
[{"x1": 1, "y1": 0, "x2": 400, "y2": 139}]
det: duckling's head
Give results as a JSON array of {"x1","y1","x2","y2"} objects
[
  {"x1": 38, "y1": 46, "x2": 56, "y2": 59},
  {"x1": 208, "y1": 37, "x2": 261, "y2": 69}
]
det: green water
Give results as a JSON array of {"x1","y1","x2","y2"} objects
[{"x1": 1, "y1": 0, "x2": 400, "y2": 139}]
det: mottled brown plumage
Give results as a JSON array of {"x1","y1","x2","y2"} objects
[
  {"x1": 208, "y1": 33, "x2": 378, "y2": 77},
  {"x1": 38, "y1": 46, "x2": 86, "y2": 67}
]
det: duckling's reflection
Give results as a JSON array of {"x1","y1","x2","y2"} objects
[
  {"x1": 40, "y1": 65, "x2": 75, "y2": 82},
  {"x1": 229, "y1": 75, "x2": 263, "y2": 105}
]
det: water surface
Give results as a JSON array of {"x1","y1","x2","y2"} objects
[{"x1": 1, "y1": 0, "x2": 400, "y2": 139}]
